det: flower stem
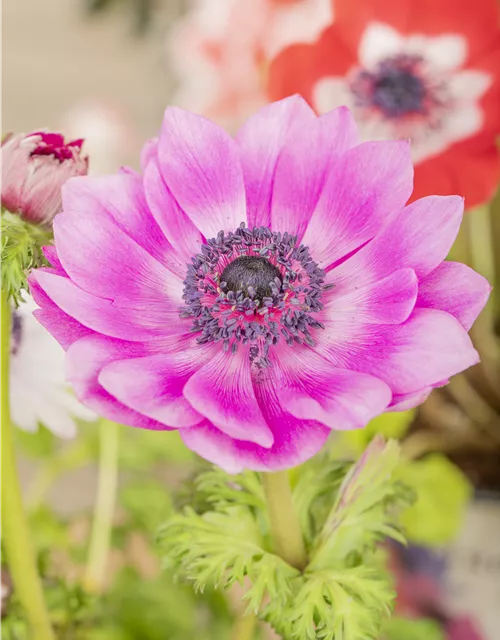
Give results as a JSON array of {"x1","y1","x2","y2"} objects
[
  {"x1": 83, "y1": 419, "x2": 119, "y2": 593},
  {"x1": 261, "y1": 470, "x2": 307, "y2": 570},
  {"x1": 231, "y1": 613, "x2": 257, "y2": 640},
  {"x1": 1, "y1": 291, "x2": 55, "y2": 639}
]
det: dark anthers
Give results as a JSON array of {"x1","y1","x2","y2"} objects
[{"x1": 181, "y1": 223, "x2": 331, "y2": 367}]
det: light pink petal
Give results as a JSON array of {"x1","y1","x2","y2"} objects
[
  {"x1": 66, "y1": 334, "x2": 171, "y2": 430},
  {"x1": 54, "y1": 212, "x2": 184, "y2": 305},
  {"x1": 388, "y1": 388, "x2": 433, "y2": 412},
  {"x1": 301, "y1": 140, "x2": 413, "y2": 269},
  {"x1": 276, "y1": 349, "x2": 391, "y2": 429},
  {"x1": 318, "y1": 308, "x2": 479, "y2": 395},
  {"x1": 324, "y1": 268, "x2": 418, "y2": 325},
  {"x1": 416, "y1": 261, "x2": 490, "y2": 331},
  {"x1": 42, "y1": 246, "x2": 66, "y2": 275},
  {"x1": 271, "y1": 106, "x2": 359, "y2": 240},
  {"x1": 61, "y1": 173, "x2": 182, "y2": 275},
  {"x1": 158, "y1": 107, "x2": 246, "y2": 238},
  {"x1": 331, "y1": 196, "x2": 464, "y2": 289},
  {"x1": 140, "y1": 137, "x2": 158, "y2": 173},
  {"x1": 236, "y1": 95, "x2": 317, "y2": 229},
  {"x1": 181, "y1": 416, "x2": 330, "y2": 474},
  {"x1": 98, "y1": 342, "x2": 215, "y2": 428},
  {"x1": 143, "y1": 158, "x2": 203, "y2": 265},
  {"x1": 32, "y1": 270, "x2": 184, "y2": 342},
  {"x1": 29, "y1": 275, "x2": 93, "y2": 350},
  {"x1": 183, "y1": 349, "x2": 273, "y2": 448}
]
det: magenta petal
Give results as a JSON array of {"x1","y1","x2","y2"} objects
[
  {"x1": 321, "y1": 308, "x2": 479, "y2": 395},
  {"x1": 236, "y1": 95, "x2": 317, "y2": 229},
  {"x1": 140, "y1": 137, "x2": 158, "y2": 173},
  {"x1": 98, "y1": 346, "x2": 214, "y2": 428},
  {"x1": 388, "y1": 388, "x2": 433, "y2": 412},
  {"x1": 61, "y1": 173, "x2": 181, "y2": 274},
  {"x1": 278, "y1": 364, "x2": 391, "y2": 430},
  {"x1": 66, "y1": 335, "x2": 171, "y2": 430},
  {"x1": 181, "y1": 417, "x2": 330, "y2": 474},
  {"x1": 42, "y1": 246, "x2": 66, "y2": 275},
  {"x1": 332, "y1": 196, "x2": 464, "y2": 288},
  {"x1": 54, "y1": 212, "x2": 183, "y2": 305},
  {"x1": 158, "y1": 107, "x2": 246, "y2": 237},
  {"x1": 32, "y1": 270, "x2": 179, "y2": 342},
  {"x1": 143, "y1": 159, "x2": 203, "y2": 265},
  {"x1": 417, "y1": 261, "x2": 490, "y2": 331},
  {"x1": 271, "y1": 106, "x2": 359, "y2": 240},
  {"x1": 325, "y1": 268, "x2": 418, "y2": 325},
  {"x1": 183, "y1": 349, "x2": 273, "y2": 447},
  {"x1": 301, "y1": 140, "x2": 413, "y2": 269},
  {"x1": 29, "y1": 275, "x2": 93, "y2": 350}
]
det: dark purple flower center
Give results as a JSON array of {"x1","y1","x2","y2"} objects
[
  {"x1": 351, "y1": 55, "x2": 431, "y2": 118},
  {"x1": 220, "y1": 255, "x2": 282, "y2": 301},
  {"x1": 29, "y1": 132, "x2": 84, "y2": 163},
  {"x1": 181, "y1": 224, "x2": 330, "y2": 367},
  {"x1": 10, "y1": 311, "x2": 23, "y2": 356}
]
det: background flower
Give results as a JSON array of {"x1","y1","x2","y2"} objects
[
  {"x1": 10, "y1": 293, "x2": 95, "y2": 438},
  {"x1": 1, "y1": 131, "x2": 89, "y2": 224},
  {"x1": 31, "y1": 97, "x2": 489, "y2": 472},
  {"x1": 167, "y1": 0, "x2": 333, "y2": 130},
  {"x1": 269, "y1": 0, "x2": 500, "y2": 206}
]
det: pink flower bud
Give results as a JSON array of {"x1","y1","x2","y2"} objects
[{"x1": 1, "y1": 131, "x2": 88, "y2": 224}]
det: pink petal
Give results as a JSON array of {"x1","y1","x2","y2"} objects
[
  {"x1": 236, "y1": 95, "x2": 316, "y2": 229},
  {"x1": 42, "y1": 246, "x2": 66, "y2": 275},
  {"x1": 183, "y1": 349, "x2": 273, "y2": 448},
  {"x1": 417, "y1": 261, "x2": 490, "y2": 331},
  {"x1": 29, "y1": 275, "x2": 93, "y2": 350},
  {"x1": 66, "y1": 334, "x2": 171, "y2": 430},
  {"x1": 98, "y1": 344, "x2": 214, "y2": 428},
  {"x1": 324, "y1": 268, "x2": 418, "y2": 325},
  {"x1": 301, "y1": 140, "x2": 413, "y2": 269},
  {"x1": 143, "y1": 158, "x2": 203, "y2": 265},
  {"x1": 331, "y1": 196, "x2": 464, "y2": 289},
  {"x1": 61, "y1": 173, "x2": 182, "y2": 275},
  {"x1": 181, "y1": 416, "x2": 330, "y2": 474},
  {"x1": 54, "y1": 212, "x2": 184, "y2": 305},
  {"x1": 271, "y1": 106, "x2": 359, "y2": 240},
  {"x1": 140, "y1": 137, "x2": 158, "y2": 173},
  {"x1": 318, "y1": 308, "x2": 479, "y2": 395},
  {"x1": 158, "y1": 107, "x2": 246, "y2": 238},
  {"x1": 388, "y1": 388, "x2": 433, "y2": 412},
  {"x1": 276, "y1": 351, "x2": 392, "y2": 430},
  {"x1": 32, "y1": 270, "x2": 183, "y2": 342}
]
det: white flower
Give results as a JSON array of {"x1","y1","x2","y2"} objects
[{"x1": 10, "y1": 295, "x2": 96, "y2": 438}]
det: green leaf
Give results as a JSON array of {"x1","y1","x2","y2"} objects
[
  {"x1": 382, "y1": 616, "x2": 445, "y2": 640},
  {"x1": 396, "y1": 454, "x2": 471, "y2": 546}
]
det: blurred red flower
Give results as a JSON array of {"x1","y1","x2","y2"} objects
[{"x1": 269, "y1": 0, "x2": 500, "y2": 206}]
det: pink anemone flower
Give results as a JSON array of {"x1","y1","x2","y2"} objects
[{"x1": 29, "y1": 96, "x2": 489, "y2": 473}]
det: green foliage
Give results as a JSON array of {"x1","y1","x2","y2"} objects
[
  {"x1": 1, "y1": 210, "x2": 52, "y2": 305},
  {"x1": 396, "y1": 453, "x2": 472, "y2": 546},
  {"x1": 160, "y1": 437, "x2": 410, "y2": 640},
  {"x1": 381, "y1": 616, "x2": 445, "y2": 640}
]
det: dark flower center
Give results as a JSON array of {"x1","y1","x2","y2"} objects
[
  {"x1": 29, "y1": 132, "x2": 84, "y2": 163},
  {"x1": 350, "y1": 55, "x2": 432, "y2": 119},
  {"x1": 372, "y1": 67, "x2": 426, "y2": 117},
  {"x1": 181, "y1": 224, "x2": 331, "y2": 367},
  {"x1": 220, "y1": 255, "x2": 282, "y2": 302},
  {"x1": 10, "y1": 311, "x2": 23, "y2": 356}
]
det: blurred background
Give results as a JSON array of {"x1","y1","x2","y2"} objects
[{"x1": 2, "y1": 1, "x2": 500, "y2": 639}]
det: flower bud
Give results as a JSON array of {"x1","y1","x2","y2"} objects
[{"x1": 1, "y1": 131, "x2": 88, "y2": 225}]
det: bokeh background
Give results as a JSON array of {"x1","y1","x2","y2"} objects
[{"x1": 2, "y1": 1, "x2": 500, "y2": 639}]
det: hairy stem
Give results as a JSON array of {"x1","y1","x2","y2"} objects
[
  {"x1": 262, "y1": 470, "x2": 307, "y2": 570},
  {"x1": 1, "y1": 291, "x2": 55, "y2": 639},
  {"x1": 83, "y1": 419, "x2": 119, "y2": 593}
]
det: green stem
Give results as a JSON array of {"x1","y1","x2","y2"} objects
[
  {"x1": 231, "y1": 613, "x2": 257, "y2": 640},
  {"x1": 83, "y1": 419, "x2": 119, "y2": 593},
  {"x1": 1, "y1": 291, "x2": 55, "y2": 639},
  {"x1": 261, "y1": 470, "x2": 307, "y2": 570}
]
